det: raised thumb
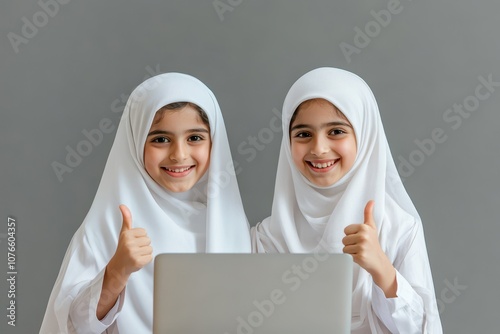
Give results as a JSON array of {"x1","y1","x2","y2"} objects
[
  {"x1": 363, "y1": 200, "x2": 376, "y2": 228},
  {"x1": 119, "y1": 204, "x2": 133, "y2": 231}
]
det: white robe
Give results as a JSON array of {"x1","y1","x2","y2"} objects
[
  {"x1": 40, "y1": 73, "x2": 251, "y2": 334},
  {"x1": 252, "y1": 67, "x2": 442, "y2": 333}
]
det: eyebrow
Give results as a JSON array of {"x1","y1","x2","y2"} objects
[
  {"x1": 147, "y1": 128, "x2": 209, "y2": 137},
  {"x1": 290, "y1": 121, "x2": 352, "y2": 132}
]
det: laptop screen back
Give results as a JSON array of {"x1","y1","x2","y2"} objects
[{"x1": 153, "y1": 253, "x2": 352, "y2": 334}]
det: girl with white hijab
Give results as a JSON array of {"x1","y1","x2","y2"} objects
[
  {"x1": 40, "y1": 73, "x2": 251, "y2": 334},
  {"x1": 252, "y1": 67, "x2": 442, "y2": 333}
]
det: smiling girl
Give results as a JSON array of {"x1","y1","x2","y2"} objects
[
  {"x1": 290, "y1": 98, "x2": 357, "y2": 187},
  {"x1": 144, "y1": 102, "x2": 211, "y2": 193},
  {"x1": 40, "y1": 73, "x2": 251, "y2": 334},
  {"x1": 252, "y1": 68, "x2": 442, "y2": 333}
]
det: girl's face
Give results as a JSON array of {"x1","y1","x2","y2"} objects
[
  {"x1": 144, "y1": 105, "x2": 211, "y2": 192},
  {"x1": 290, "y1": 99, "x2": 357, "y2": 187}
]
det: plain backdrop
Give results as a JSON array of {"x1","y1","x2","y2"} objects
[{"x1": 1, "y1": 0, "x2": 499, "y2": 332}]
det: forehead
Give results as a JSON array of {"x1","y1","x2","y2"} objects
[
  {"x1": 151, "y1": 106, "x2": 207, "y2": 128},
  {"x1": 292, "y1": 98, "x2": 349, "y2": 124}
]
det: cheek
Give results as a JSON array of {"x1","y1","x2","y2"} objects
[
  {"x1": 290, "y1": 143, "x2": 305, "y2": 167},
  {"x1": 143, "y1": 149, "x2": 154, "y2": 172},
  {"x1": 196, "y1": 143, "x2": 211, "y2": 168},
  {"x1": 202, "y1": 150, "x2": 210, "y2": 167},
  {"x1": 143, "y1": 145, "x2": 161, "y2": 172},
  {"x1": 338, "y1": 139, "x2": 357, "y2": 164}
]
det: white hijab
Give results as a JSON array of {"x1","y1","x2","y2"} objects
[
  {"x1": 41, "y1": 73, "x2": 251, "y2": 333},
  {"x1": 253, "y1": 67, "x2": 437, "y2": 332}
]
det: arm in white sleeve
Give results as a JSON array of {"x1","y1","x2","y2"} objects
[
  {"x1": 68, "y1": 268, "x2": 125, "y2": 334},
  {"x1": 372, "y1": 270, "x2": 425, "y2": 333},
  {"x1": 371, "y1": 221, "x2": 443, "y2": 334}
]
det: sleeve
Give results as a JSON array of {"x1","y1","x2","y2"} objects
[
  {"x1": 40, "y1": 228, "x2": 125, "y2": 334},
  {"x1": 371, "y1": 221, "x2": 443, "y2": 334},
  {"x1": 68, "y1": 268, "x2": 125, "y2": 333}
]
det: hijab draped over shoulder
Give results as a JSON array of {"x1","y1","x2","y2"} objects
[
  {"x1": 41, "y1": 73, "x2": 251, "y2": 334},
  {"x1": 252, "y1": 68, "x2": 442, "y2": 333}
]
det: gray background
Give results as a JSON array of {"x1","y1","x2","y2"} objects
[{"x1": 1, "y1": 0, "x2": 499, "y2": 332}]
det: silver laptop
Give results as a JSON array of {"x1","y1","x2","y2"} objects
[{"x1": 153, "y1": 253, "x2": 352, "y2": 334}]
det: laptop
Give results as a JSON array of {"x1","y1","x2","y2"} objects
[{"x1": 153, "y1": 253, "x2": 352, "y2": 334}]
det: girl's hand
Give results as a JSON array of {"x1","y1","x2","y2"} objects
[
  {"x1": 107, "y1": 205, "x2": 153, "y2": 281},
  {"x1": 98, "y1": 205, "x2": 153, "y2": 319},
  {"x1": 342, "y1": 200, "x2": 397, "y2": 297}
]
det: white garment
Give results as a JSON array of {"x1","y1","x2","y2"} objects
[
  {"x1": 40, "y1": 73, "x2": 251, "y2": 334},
  {"x1": 252, "y1": 67, "x2": 442, "y2": 333}
]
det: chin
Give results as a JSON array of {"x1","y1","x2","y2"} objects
[
  {"x1": 162, "y1": 183, "x2": 188, "y2": 193},
  {"x1": 173, "y1": 187, "x2": 190, "y2": 193},
  {"x1": 309, "y1": 177, "x2": 339, "y2": 188}
]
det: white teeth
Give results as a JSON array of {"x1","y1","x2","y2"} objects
[
  {"x1": 166, "y1": 166, "x2": 191, "y2": 172},
  {"x1": 310, "y1": 161, "x2": 335, "y2": 168}
]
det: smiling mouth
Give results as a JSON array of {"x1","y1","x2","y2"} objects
[
  {"x1": 307, "y1": 159, "x2": 339, "y2": 169},
  {"x1": 309, "y1": 161, "x2": 333, "y2": 169},
  {"x1": 164, "y1": 166, "x2": 193, "y2": 173},
  {"x1": 161, "y1": 165, "x2": 195, "y2": 177}
]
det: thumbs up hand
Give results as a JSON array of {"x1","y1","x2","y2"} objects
[
  {"x1": 108, "y1": 205, "x2": 153, "y2": 279},
  {"x1": 342, "y1": 200, "x2": 381, "y2": 271},
  {"x1": 97, "y1": 205, "x2": 153, "y2": 319},
  {"x1": 342, "y1": 201, "x2": 396, "y2": 297}
]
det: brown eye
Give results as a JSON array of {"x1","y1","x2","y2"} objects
[
  {"x1": 330, "y1": 129, "x2": 346, "y2": 136},
  {"x1": 188, "y1": 135, "x2": 204, "y2": 142},
  {"x1": 294, "y1": 132, "x2": 311, "y2": 138},
  {"x1": 152, "y1": 137, "x2": 169, "y2": 143}
]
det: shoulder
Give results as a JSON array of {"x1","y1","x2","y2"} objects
[
  {"x1": 380, "y1": 194, "x2": 423, "y2": 258},
  {"x1": 383, "y1": 194, "x2": 420, "y2": 232}
]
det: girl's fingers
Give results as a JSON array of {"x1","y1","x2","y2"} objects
[
  {"x1": 344, "y1": 223, "x2": 361, "y2": 235},
  {"x1": 125, "y1": 241, "x2": 153, "y2": 256},
  {"x1": 141, "y1": 245, "x2": 153, "y2": 256},
  {"x1": 342, "y1": 234, "x2": 358, "y2": 246},
  {"x1": 133, "y1": 236, "x2": 151, "y2": 247},
  {"x1": 346, "y1": 244, "x2": 367, "y2": 254},
  {"x1": 115, "y1": 227, "x2": 152, "y2": 273},
  {"x1": 125, "y1": 227, "x2": 148, "y2": 237},
  {"x1": 342, "y1": 244, "x2": 359, "y2": 255}
]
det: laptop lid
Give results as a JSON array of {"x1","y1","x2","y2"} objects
[{"x1": 153, "y1": 253, "x2": 352, "y2": 334}]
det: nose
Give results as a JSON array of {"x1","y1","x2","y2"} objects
[
  {"x1": 310, "y1": 136, "x2": 329, "y2": 156},
  {"x1": 170, "y1": 141, "x2": 188, "y2": 162}
]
